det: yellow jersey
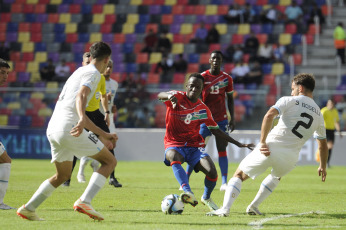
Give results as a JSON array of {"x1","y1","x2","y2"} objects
[
  {"x1": 321, "y1": 107, "x2": 339, "y2": 130},
  {"x1": 86, "y1": 74, "x2": 106, "y2": 112}
]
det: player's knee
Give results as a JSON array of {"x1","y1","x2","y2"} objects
[
  {"x1": 110, "y1": 156, "x2": 117, "y2": 169},
  {"x1": 207, "y1": 169, "x2": 218, "y2": 179}
]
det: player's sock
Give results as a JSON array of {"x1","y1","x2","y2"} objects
[
  {"x1": 25, "y1": 179, "x2": 56, "y2": 211},
  {"x1": 0, "y1": 163, "x2": 11, "y2": 204},
  {"x1": 71, "y1": 156, "x2": 77, "y2": 174},
  {"x1": 218, "y1": 151, "x2": 228, "y2": 185},
  {"x1": 250, "y1": 174, "x2": 279, "y2": 208},
  {"x1": 327, "y1": 149, "x2": 332, "y2": 166},
  {"x1": 109, "y1": 171, "x2": 115, "y2": 180},
  {"x1": 202, "y1": 175, "x2": 217, "y2": 200},
  {"x1": 171, "y1": 161, "x2": 191, "y2": 192},
  {"x1": 80, "y1": 172, "x2": 106, "y2": 204},
  {"x1": 185, "y1": 164, "x2": 193, "y2": 181},
  {"x1": 222, "y1": 177, "x2": 242, "y2": 211}
]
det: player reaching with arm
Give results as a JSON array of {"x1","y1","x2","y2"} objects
[
  {"x1": 207, "y1": 73, "x2": 328, "y2": 217},
  {"x1": 17, "y1": 42, "x2": 117, "y2": 221},
  {"x1": 158, "y1": 73, "x2": 254, "y2": 212},
  {"x1": 185, "y1": 51, "x2": 235, "y2": 191},
  {"x1": 0, "y1": 59, "x2": 15, "y2": 210}
]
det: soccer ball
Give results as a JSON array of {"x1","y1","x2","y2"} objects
[{"x1": 161, "y1": 194, "x2": 184, "y2": 215}]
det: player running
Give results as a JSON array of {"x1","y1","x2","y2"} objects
[
  {"x1": 185, "y1": 51, "x2": 235, "y2": 191},
  {"x1": 207, "y1": 73, "x2": 328, "y2": 217},
  {"x1": 158, "y1": 73, "x2": 254, "y2": 211}
]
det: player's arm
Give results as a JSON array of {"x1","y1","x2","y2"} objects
[
  {"x1": 100, "y1": 93, "x2": 110, "y2": 127},
  {"x1": 259, "y1": 107, "x2": 279, "y2": 156},
  {"x1": 210, "y1": 128, "x2": 255, "y2": 150},
  {"x1": 334, "y1": 120, "x2": 343, "y2": 137},
  {"x1": 158, "y1": 92, "x2": 177, "y2": 108},
  {"x1": 316, "y1": 138, "x2": 328, "y2": 182},
  {"x1": 227, "y1": 92, "x2": 235, "y2": 132}
]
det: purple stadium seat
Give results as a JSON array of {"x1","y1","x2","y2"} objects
[
  {"x1": 173, "y1": 15, "x2": 184, "y2": 24},
  {"x1": 34, "y1": 82, "x2": 46, "y2": 88},
  {"x1": 6, "y1": 32, "x2": 18, "y2": 42},
  {"x1": 72, "y1": 43, "x2": 84, "y2": 53},
  {"x1": 112, "y1": 53, "x2": 124, "y2": 63},
  {"x1": 250, "y1": 24, "x2": 261, "y2": 34},
  {"x1": 102, "y1": 33, "x2": 113, "y2": 43},
  {"x1": 48, "y1": 52, "x2": 60, "y2": 62},
  {"x1": 207, "y1": 16, "x2": 219, "y2": 24},
  {"x1": 17, "y1": 72, "x2": 30, "y2": 82},
  {"x1": 196, "y1": 15, "x2": 208, "y2": 23},
  {"x1": 73, "y1": 0, "x2": 84, "y2": 3},
  {"x1": 58, "y1": 4, "x2": 70, "y2": 13},
  {"x1": 110, "y1": 44, "x2": 122, "y2": 53},
  {"x1": 126, "y1": 34, "x2": 136, "y2": 43},
  {"x1": 8, "y1": 115, "x2": 20, "y2": 126},
  {"x1": 170, "y1": 24, "x2": 181, "y2": 34},
  {"x1": 113, "y1": 63, "x2": 125, "y2": 73},
  {"x1": 36, "y1": 14, "x2": 48, "y2": 23},
  {"x1": 4, "y1": 0, "x2": 15, "y2": 3},
  {"x1": 149, "y1": 5, "x2": 161, "y2": 14}
]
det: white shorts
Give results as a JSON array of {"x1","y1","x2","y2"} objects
[
  {"x1": 47, "y1": 131, "x2": 104, "y2": 163},
  {"x1": 0, "y1": 142, "x2": 6, "y2": 156},
  {"x1": 239, "y1": 143, "x2": 298, "y2": 179}
]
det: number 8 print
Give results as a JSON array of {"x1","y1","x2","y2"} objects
[{"x1": 184, "y1": 113, "x2": 192, "y2": 124}]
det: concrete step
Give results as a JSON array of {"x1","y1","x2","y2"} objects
[
  {"x1": 296, "y1": 66, "x2": 346, "y2": 76},
  {"x1": 308, "y1": 46, "x2": 337, "y2": 56},
  {"x1": 307, "y1": 57, "x2": 337, "y2": 65},
  {"x1": 333, "y1": 7, "x2": 346, "y2": 17}
]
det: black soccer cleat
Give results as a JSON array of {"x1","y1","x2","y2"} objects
[
  {"x1": 63, "y1": 179, "x2": 71, "y2": 187},
  {"x1": 109, "y1": 178, "x2": 122, "y2": 188}
]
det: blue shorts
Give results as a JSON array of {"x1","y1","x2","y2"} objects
[
  {"x1": 200, "y1": 119, "x2": 228, "y2": 139},
  {"x1": 164, "y1": 146, "x2": 210, "y2": 172}
]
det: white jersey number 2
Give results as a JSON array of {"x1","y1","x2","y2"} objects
[{"x1": 291, "y1": 112, "x2": 313, "y2": 139}]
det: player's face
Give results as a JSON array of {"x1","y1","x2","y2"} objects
[
  {"x1": 186, "y1": 77, "x2": 203, "y2": 101},
  {"x1": 209, "y1": 53, "x2": 222, "y2": 69},
  {"x1": 0, "y1": 67, "x2": 9, "y2": 86},
  {"x1": 103, "y1": 61, "x2": 113, "y2": 77},
  {"x1": 82, "y1": 56, "x2": 90, "y2": 66},
  {"x1": 291, "y1": 81, "x2": 299, "y2": 96}
]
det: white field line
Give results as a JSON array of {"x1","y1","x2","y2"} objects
[{"x1": 248, "y1": 211, "x2": 325, "y2": 229}]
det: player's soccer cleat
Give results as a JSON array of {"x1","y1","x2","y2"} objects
[
  {"x1": 62, "y1": 179, "x2": 70, "y2": 187},
  {"x1": 178, "y1": 186, "x2": 183, "y2": 191},
  {"x1": 201, "y1": 196, "x2": 219, "y2": 211},
  {"x1": 109, "y1": 178, "x2": 122, "y2": 188},
  {"x1": 90, "y1": 160, "x2": 100, "y2": 172},
  {"x1": 180, "y1": 192, "x2": 198, "y2": 207},
  {"x1": 206, "y1": 208, "x2": 230, "y2": 217},
  {"x1": 246, "y1": 205, "x2": 263, "y2": 215},
  {"x1": 16, "y1": 205, "x2": 44, "y2": 221},
  {"x1": 73, "y1": 199, "x2": 104, "y2": 221},
  {"x1": 0, "y1": 203, "x2": 15, "y2": 210},
  {"x1": 220, "y1": 183, "x2": 227, "y2": 191},
  {"x1": 77, "y1": 174, "x2": 86, "y2": 183}
]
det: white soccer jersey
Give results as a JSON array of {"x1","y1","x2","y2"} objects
[
  {"x1": 47, "y1": 64, "x2": 101, "y2": 134},
  {"x1": 268, "y1": 95, "x2": 326, "y2": 154},
  {"x1": 100, "y1": 78, "x2": 118, "y2": 114}
]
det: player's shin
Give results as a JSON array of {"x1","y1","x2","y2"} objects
[
  {"x1": 0, "y1": 163, "x2": 10, "y2": 204},
  {"x1": 171, "y1": 161, "x2": 191, "y2": 192},
  {"x1": 203, "y1": 176, "x2": 217, "y2": 200},
  {"x1": 222, "y1": 177, "x2": 242, "y2": 211},
  {"x1": 25, "y1": 179, "x2": 56, "y2": 211},
  {"x1": 218, "y1": 151, "x2": 228, "y2": 185},
  {"x1": 249, "y1": 174, "x2": 279, "y2": 208},
  {"x1": 185, "y1": 164, "x2": 193, "y2": 181}
]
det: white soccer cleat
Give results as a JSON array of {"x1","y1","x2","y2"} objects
[
  {"x1": 180, "y1": 192, "x2": 198, "y2": 207},
  {"x1": 77, "y1": 173, "x2": 86, "y2": 183},
  {"x1": 90, "y1": 160, "x2": 100, "y2": 172},
  {"x1": 178, "y1": 186, "x2": 183, "y2": 191},
  {"x1": 73, "y1": 199, "x2": 104, "y2": 221},
  {"x1": 0, "y1": 203, "x2": 15, "y2": 210},
  {"x1": 16, "y1": 205, "x2": 44, "y2": 221},
  {"x1": 201, "y1": 196, "x2": 219, "y2": 211},
  {"x1": 220, "y1": 183, "x2": 227, "y2": 191},
  {"x1": 246, "y1": 205, "x2": 263, "y2": 215},
  {"x1": 206, "y1": 208, "x2": 230, "y2": 217}
]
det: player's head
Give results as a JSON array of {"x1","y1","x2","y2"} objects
[
  {"x1": 103, "y1": 59, "x2": 113, "y2": 79},
  {"x1": 186, "y1": 73, "x2": 204, "y2": 101},
  {"x1": 291, "y1": 73, "x2": 315, "y2": 96},
  {"x1": 0, "y1": 58, "x2": 10, "y2": 86},
  {"x1": 82, "y1": 52, "x2": 91, "y2": 66},
  {"x1": 89, "y1": 41, "x2": 112, "y2": 72},
  {"x1": 326, "y1": 99, "x2": 335, "y2": 109},
  {"x1": 209, "y1": 50, "x2": 223, "y2": 70}
]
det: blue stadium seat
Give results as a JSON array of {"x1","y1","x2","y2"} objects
[
  {"x1": 54, "y1": 24, "x2": 65, "y2": 33},
  {"x1": 7, "y1": 22, "x2": 18, "y2": 32},
  {"x1": 78, "y1": 33, "x2": 90, "y2": 42},
  {"x1": 55, "y1": 33, "x2": 66, "y2": 42},
  {"x1": 135, "y1": 24, "x2": 146, "y2": 33},
  {"x1": 139, "y1": 14, "x2": 150, "y2": 24},
  {"x1": 292, "y1": 34, "x2": 302, "y2": 45},
  {"x1": 35, "y1": 43, "x2": 47, "y2": 51},
  {"x1": 123, "y1": 43, "x2": 134, "y2": 54},
  {"x1": 188, "y1": 53, "x2": 200, "y2": 63},
  {"x1": 161, "y1": 5, "x2": 172, "y2": 14},
  {"x1": 126, "y1": 63, "x2": 138, "y2": 73},
  {"x1": 262, "y1": 24, "x2": 273, "y2": 34},
  {"x1": 74, "y1": 53, "x2": 83, "y2": 62},
  {"x1": 262, "y1": 64, "x2": 272, "y2": 74},
  {"x1": 81, "y1": 4, "x2": 92, "y2": 14},
  {"x1": 25, "y1": 14, "x2": 36, "y2": 23}
]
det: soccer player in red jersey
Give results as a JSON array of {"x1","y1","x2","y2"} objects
[
  {"x1": 158, "y1": 73, "x2": 254, "y2": 211},
  {"x1": 185, "y1": 51, "x2": 235, "y2": 191}
]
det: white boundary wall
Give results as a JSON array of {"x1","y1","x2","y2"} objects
[{"x1": 115, "y1": 129, "x2": 346, "y2": 166}]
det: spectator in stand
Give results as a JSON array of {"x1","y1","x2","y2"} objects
[
  {"x1": 261, "y1": 5, "x2": 281, "y2": 24},
  {"x1": 273, "y1": 43, "x2": 286, "y2": 62},
  {"x1": 224, "y1": 45, "x2": 235, "y2": 62},
  {"x1": 0, "y1": 42, "x2": 10, "y2": 61},
  {"x1": 243, "y1": 3, "x2": 257, "y2": 23},
  {"x1": 141, "y1": 29, "x2": 158, "y2": 54},
  {"x1": 190, "y1": 22, "x2": 208, "y2": 44},
  {"x1": 155, "y1": 54, "x2": 174, "y2": 83},
  {"x1": 206, "y1": 24, "x2": 220, "y2": 44},
  {"x1": 135, "y1": 107, "x2": 153, "y2": 128},
  {"x1": 244, "y1": 32, "x2": 260, "y2": 61},
  {"x1": 121, "y1": 73, "x2": 137, "y2": 89},
  {"x1": 53, "y1": 59, "x2": 70, "y2": 82},
  {"x1": 307, "y1": 3, "x2": 325, "y2": 29},
  {"x1": 333, "y1": 22, "x2": 346, "y2": 64},
  {"x1": 224, "y1": 4, "x2": 243, "y2": 24},
  {"x1": 284, "y1": 1, "x2": 303, "y2": 31},
  {"x1": 134, "y1": 83, "x2": 150, "y2": 105},
  {"x1": 231, "y1": 61, "x2": 250, "y2": 84},
  {"x1": 233, "y1": 45, "x2": 244, "y2": 63},
  {"x1": 173, "y1": 54, "x2": 188, "y2": 73},
  {"x1": 246, "y1": 61, "x2": 263, "y2": 86},
  {"x1": 157, "y1": 31, "x2": 172, "y2": 55},
  {"x1": 257, "y1": 42, "x2": 273, "y2": 64},
  {"x1": 40, "y1": 59, "x2": 56, "y2": 81}
]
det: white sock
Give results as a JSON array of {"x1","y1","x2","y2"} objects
[
  {"x1": 25, "y1": 179, "x2": 56, "y2": 211},
  {"x1": 0, "y1": 163, "x2": 11, "y2": 204},
  {"x1": 80, "y1": 172, "x2": 106, "y2": 204},
  {"x1": 78, "y1": 157, "x2": 89, "y2": 176},
  {"x1": 222, "y1": 177, "x2": 242, "y2": 211},
  {"x1": 250, "y1": 174, "x2": 280, "y2": 208}
]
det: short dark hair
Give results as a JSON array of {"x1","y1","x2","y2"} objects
[
  {"x1": 188, "y1": 72, "x2": 204, "y2": 83},
  {"x1": 89, "y1": 42, "x2": 112, "y2": 61},
  {"x1": 292, "y1": 73, "x2": 315, "y2": 92},
  {"x1": 0, "y1": 58, "x2": 10, "y2": 69},
  {"x1": 210, "y1": 50, "x2": 223, "y2": 58}
]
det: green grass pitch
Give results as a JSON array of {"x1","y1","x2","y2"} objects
[{"x1": 2, "y1": 160, "x2": 346, "y2": 230}]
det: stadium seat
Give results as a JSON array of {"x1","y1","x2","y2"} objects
[
  {"x1": 279, "y1": 33, "x2": 292, "y2": 45},
  {"x1": 15, "y1": 62, "x2": 26, "y2": 72},
  {"x1": 285, "y1": 23, "x2": 297, "y2": 34},
  {"x1": 0, "y1": 115, "x2": 8, "y2": 126},
  {"x1": 261, "y1": 23, "x2": 273, "y2": 34},
  {"x1": 199, "y1": 53, "x2": 210, "y2": 64},
  {"x1": 26, "y1": 62, "x2": 39, "y2": 73},
  {"x1": 291, "y1": 34, "x2": 301, "y2": 44},
  {"x1": 66, "y1": 33, "x2": 78, "y2": 43},
  {"x1": 69, "y1": 4, "x2": 80, "y2": 13},
  {"x1": 22, "y1": 42, "x2": 34, "y2": 52},
  {"x1": 232, "y1": 34, "x2": 244, "y2": 44},
  {"x1": 262, "y1": 63, "x2": 272, "y2": 74},
  {"x1": 263, "y1": 74, "x2": 275, "y2": 85},
  {"x1": 187, "y1": 63, "x2": 199, "y2": 73},
  {"x1": 171, "y1": 43, "x2": 184, "y2": 54},
  {"x1": 149, "y1": 52, "x2": 162, "y2": 64},
  {"x1": 238, "y1": 24, "x2": 250, "y2": 35},
  {"x1": 172, "y1": 73, "x2": 186, "y2": 84},
  {"x1": 271, "y1": 63, "x2": 284, "y2": 75},
  {"x1": 65, "y1": 23, "x2": 77, "y2": 33},
  {"x1": 34, "y1": 4, "x2": 46, "y2": 13},
  {"x1": 147, "y1": 73, "x2": 160, "y2": 84},
  {"x1": 292, "y1": 53, "x2": 302, "y2": 65},
  {"x1": 136, "y1": 53, "x2": 149, "y2": 64},
  {"x1": 35, "y1": 52, "x2": 47, "y2": 62},
  {"x1": 162, "y1": 15, "x2": 173, "y2": 24},
  {"x1": 22, "y1": 52, "x2": 34, "y2": 62}
]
